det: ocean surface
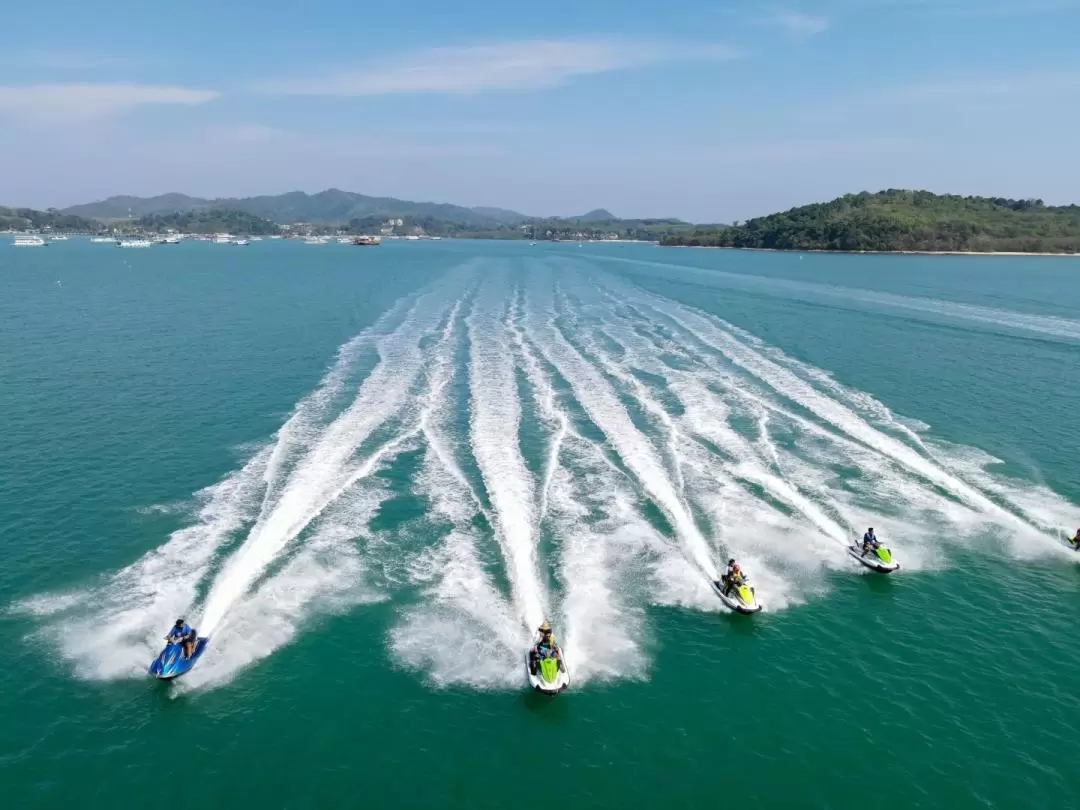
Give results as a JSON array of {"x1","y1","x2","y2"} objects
[{"x1": 2, "y1": 239, "x2": 1079, "y2": 808}]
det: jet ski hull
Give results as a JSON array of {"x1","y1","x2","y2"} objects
[
  {"x1": 149, "y1": 637, "x2": 209, "y2": 680},
  {"x1": 711, "y1": 580, "x2": 762, "y2": 614},
  {"x1": 525, "y1": 652, "x2": 570, "y2": 695},
  {"x1": 848, "y1": 546, "x2": 900, "y2": 574}
]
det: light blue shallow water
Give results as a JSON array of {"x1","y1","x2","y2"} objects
[{"x1": 2, "y1": 239, "x2": 1079, "y2": 808}]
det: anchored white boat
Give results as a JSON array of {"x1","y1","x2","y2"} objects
[
  {"x1": 118, "y1": 239, "x2": 153, "y2": 248},
  {"x1": 48, "y1": 234, "x2": 69, "y2": 242},
  {"x1": 233, "y1": 238, "x2": 250, "y2": 246},
  {"x1": 13, "y1": 236, "x2": 46, "y2": 247},
  {"x1": 212, "y1": 233, "x2": 233, "y2": 244},
  {"x1": 90, "y1": 236, "x2": 117, "y2": 244}
]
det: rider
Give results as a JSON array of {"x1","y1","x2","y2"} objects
[
  {"x1": 529, "y1": 621, "x2": 563, "y2": 674},
  {"x1": 1071, "y1": 528, "x2": 1080, "y2": 550},
  {"x1": 861, "y1": 528, "x2": 880, "y2": 556},
  {"x1": 721, "y1": 558, "x2": 745, "y2": 596},
  {"x1": 166, "y1": 618, "x2": 197, "y2": 659}
]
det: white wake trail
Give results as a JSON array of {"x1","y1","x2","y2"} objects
[
  {"x1": 14, "y1": 445, "x2": 274, "y2": 681},
  {"x1": 523, "y1": 268, "x2": 719, "y2": 580},
  {"x1": 392, "y1": 433, "x2": 526, "y2": 689},
  {"x1": 508, "y1": 288, "x2": 571, "y2": 524},
  {"x1": 587, "y1": 252, "x2": 1080, "y2": 343},
  {"x1": 554, "y1": 277, "x2": 813, "y2": 607},
  {"x1": 200, "y1": 273, "x2": 472, "y2": 634},
  {"x1": 594, "y1": 274, "x2": 1073, "y2": 558},
  {"x1": 592, "y1": 291, "x2": 852, "y2": 549},
  {"x1": 509, "y1": 279, "x2": 653, "y2": 679},
  {"x1": 466, "y1": 272, "x2": 546, "y2": 630}
]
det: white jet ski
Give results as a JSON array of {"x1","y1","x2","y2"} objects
[
  {"x1": 711, "y1": 577, "x2": 762, "y2": 614},
  {"x1": 848, "y1": 543, "x2": 900, "y2": 573}
]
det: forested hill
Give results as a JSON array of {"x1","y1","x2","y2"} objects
[
  {"x1": 0, "y1": 207, "x2": 102, "y2": 233},
  {"x1": 662, "y1": 190, "x2": 1080, "y2": 253},
  {"x1": 136, "y1": 209, "x2": 281, "y2": 235}
]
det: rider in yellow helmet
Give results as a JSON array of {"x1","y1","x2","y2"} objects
[{"x1": 721, "y1": 559, "x2": 745, "y2": 596}]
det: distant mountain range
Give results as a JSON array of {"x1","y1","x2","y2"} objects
[{"x1": 62, "y1": 189, "x2": 549, "y2": 226}]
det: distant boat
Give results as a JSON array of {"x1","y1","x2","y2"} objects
[
  {"x1": 47, "y1": 234, "x2": 69, "y2": 242},
  {"x1": 162, "y1": 235, "x2": 183, "y2": 244},
  {"x1": 13, "y1": 236, "x2": 46, "y2": 247},
  {"x1": 213, "y1": 233, "x2": 233, "y2": 244},
  {"x1": 352, "y1": 235, "x2": 380, "y2": 246},
  {"x1": 118, "y1": 239, "x2": 153, "y2": 248},
  {"x1": 233, "y1": 239, "x2": 250, "y2": 246},
  {"x1": 91, "y1": 236, "x2": 118, "y2": 244},
  {"x1": 249, "y1": 236, "x2": 263, "y2": 242}
]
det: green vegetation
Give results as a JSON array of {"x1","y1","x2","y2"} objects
[
  {"x1": 65, "y1": 189, "x2": 529, "y2": 228},
  {"x1": 662, "y1": 190, "x2": 1080, "y2": 254},
  {"x1": 333, "y1": 215, "x2": 691, "y2": 241},
  {"x1": 136, "y1": 209, "x2": 281, "y2": 235},
  {"x1": 0, "y1": 206, "x2": 102, "y2": 233},
  {"x1": 522, "y1": 217, "x2": 693, "y2": 242}
]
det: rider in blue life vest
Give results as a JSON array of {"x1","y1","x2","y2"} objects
[
  {"x1": 861, "y1": 528, "x2": 880, "y2": 556},
  {"x1": 166, "y1": 618, "x2": 198, "y2": 659}
]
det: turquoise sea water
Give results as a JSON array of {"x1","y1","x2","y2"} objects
[{"x1": 2, "y1": 239, "x2": 1079, "y2": 808}]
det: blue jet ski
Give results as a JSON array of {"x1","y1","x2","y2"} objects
[{"x1": 149, "y1": 637, "x2": 209, "y2": 680}]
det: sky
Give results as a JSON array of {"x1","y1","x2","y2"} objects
[{"x1": 2, "y1": 0, "x2": 1079, "y2": 221}]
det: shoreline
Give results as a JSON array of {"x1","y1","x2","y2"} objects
[{"x1": 662, "y1": 245, "x2": 1080, "y2": 257}]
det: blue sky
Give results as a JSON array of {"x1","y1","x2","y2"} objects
[{"x1": 2, "y1": 0, "x2": 1079, "y2": 221}]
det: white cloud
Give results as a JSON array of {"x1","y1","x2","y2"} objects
[
  {"x1": 851, "y1": 0, "x2": 1079, "y2": 17},
  {"x1": 263, "y1": 39, "x2": 740, "y2": 96},
  {"x1": 769, "y1": 10, "x2": 830, "y2": 35},
  {"x1": 201, "y1": 124, "x2": 291, "y2": 144},
  {"x1": 0, "y1": 83, "x2": 219, "y2": 122},
  {"x1": 881, "y1": 74, "x2": 1080, "y2": 103}
]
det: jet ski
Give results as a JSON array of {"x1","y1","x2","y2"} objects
[
  {"x1": 848, "y1": 543, "x2": 900, "y2": 573},
  {"x1": 149, "y1": 637, "x2": 209, "y2": 680},
  {"x1": 525, "y1": 640, "x2": 570, "y2": 695},
  {"x1": 711, "y1": 576, "x2": 762, "y2": 614}
]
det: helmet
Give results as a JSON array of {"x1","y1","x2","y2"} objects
[
  {"x1": 174, "y1": 618, "x2": 185, "y2": 627},
  {"x1": 727, "y1": 558, "x2": 736, "y2": 566}
]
